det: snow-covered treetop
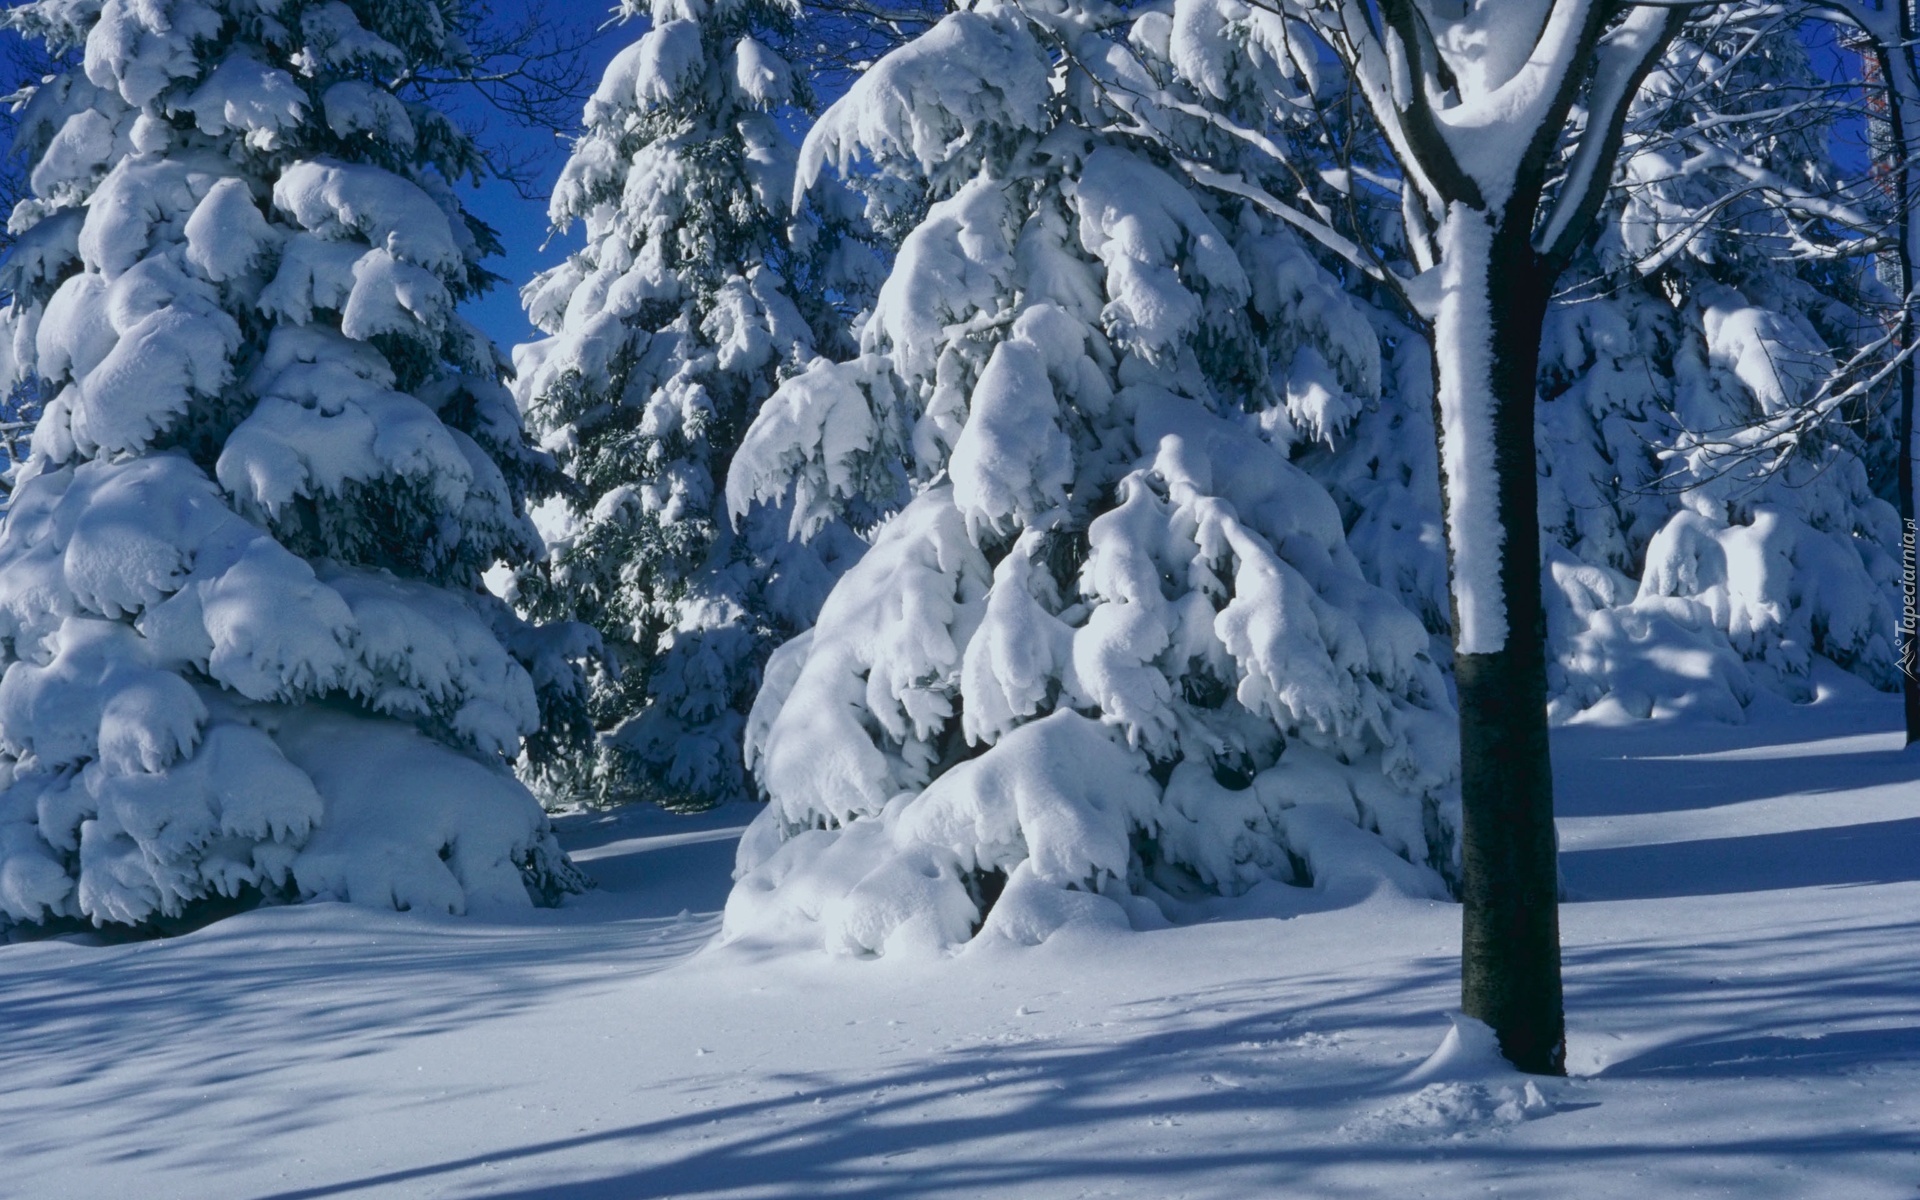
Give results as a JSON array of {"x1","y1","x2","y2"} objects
[
  {"x1": 3, "y1": 0, "x2": 534, "y2": 556},
  {"x1": 548, "y1": 0, "x2": 805, "y2": 239},
  {"x1": 0, "y1": 0, "x2": 553, "y2": 730}
]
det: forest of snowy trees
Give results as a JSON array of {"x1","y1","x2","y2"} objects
[{"x1": 0, "y1": 0, "x2": 1906, "y2": 1074}]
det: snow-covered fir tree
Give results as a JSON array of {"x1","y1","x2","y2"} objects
[
  {"x1": 0, "y1": 0, "x2": 588, "y2": 930},
  {"x1": 720, "y1": 0, "x2": 1460, "y2": 956},
  {"x1": 511, "y1": 0, "x2": 867, "y2": 810},
  {"x1": 1534, "y1": 22, "x2": 1899, "y2": 720}
]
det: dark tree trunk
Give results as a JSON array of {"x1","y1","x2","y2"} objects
[
  {"x1": 1899, "y1": 195, "x2": 1920, "y2": 747},
  {"x1": 1362, "y1": 0, "x2": 1680, "y2": 1080},
  {"x1": 1881, "y1": 35, "x2": 1920, "y2": 745},
  {"x1": 1446, "y1": 213, "x2": 1565, "y2": 1076}
]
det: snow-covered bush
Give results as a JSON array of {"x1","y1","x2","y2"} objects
[
  {"x1": 720, "y1": 0, "x2": 1459, "y2": 957},
  {"x1": 0, "y1": 0, "x2": 586, "y2": 931},
  {"x1": 510, "y1": 0, "x2": 866, "y2": 810}
]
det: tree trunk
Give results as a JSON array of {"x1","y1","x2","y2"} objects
[
  {"x1": 1435, "y1": 206, "x2": 1565, "y2": 1076},
  {"x1": 1881, "y1": 33, "x2": 1920, "y2": 745}
]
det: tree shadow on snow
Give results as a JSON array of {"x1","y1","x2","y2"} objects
[
  {"x1": 1607, "y1": 1026, "x2": 1920, "y2": 1079},
  {"x1": 1563, "y1": 917, "x2": 1920, "y2": 1085},
  {"x1": 236, "y1": 961, "x2": 1459, "y2": 1200},
  {"x1": 1559, "y1": 816, "x2": 1920, "y2": 900},
  {"x1": 1552, "y1": 739, "x2": 1916, "y2": 819},
  {"x1": 0, "y1": 823, "x2": 737, "y2": 1172},
  {"x1": 243, "y1": 930, "x2": 1920, "y2": 1200}
]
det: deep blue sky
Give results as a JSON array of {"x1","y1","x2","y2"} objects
[
  {"x1": 453, "y1": 4, "x2": 634, "y2": 356},
  {"x1": 460, "y1": 176, "x2": 575, "y2": 354}
]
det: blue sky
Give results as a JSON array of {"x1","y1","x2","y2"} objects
[
  {"x1": 458, "y1": 160, "x2": 575, "y2": 354},
  {"x1": 452, "y1": 3, "x2": 633, "y2": 356}
]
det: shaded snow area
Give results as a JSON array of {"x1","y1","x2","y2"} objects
[{"x1": 2, "y1": 666, "x2": 1916, "y2": 1199}]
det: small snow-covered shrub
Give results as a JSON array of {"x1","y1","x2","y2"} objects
[
  {"x1": 0, "y1": 0, "x2": 585, "y2": 931},
  {"x1": 719, "y1": 0, "x2": 1459, "y2": 957}
]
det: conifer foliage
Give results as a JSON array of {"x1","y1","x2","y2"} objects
[
  {"x1": 1527, "y1": 22, "x2": 1898, "y2": 723},
  {"x1": 0, "y1": 0, "x2": 585, "y2": 931},
  {"x1": 1266, "y1": 16, "x2": 1899, "y2": 727},
  {"x1": 720, "y1": 0, "x2": 1460, "y2": 957},
  {"x1": 513, "y1": 0, "x2": 856, "y2": 810}
]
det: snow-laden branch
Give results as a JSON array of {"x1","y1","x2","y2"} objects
[
  {"x1": 1537, "y1": 4, "x2": 1687, "y2": 262},
  {"x1": 1075, "y1": 46, "x2": 1397, "y2": 290},
  {"x1": 1673, "y1": 137, "x2": 1880, "y2": 232},
  {"x1": 1173, "y1": 159, "x2": 1391, "y2": 285},
  {"x1": 1648, "y1": 300, "x2": 1918, "y2": 490}
]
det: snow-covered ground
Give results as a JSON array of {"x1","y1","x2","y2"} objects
[{"x1": 2, "y1": 664, "x2": 1915, "y2": 1199}]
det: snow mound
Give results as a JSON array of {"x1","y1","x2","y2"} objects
[
  {"x1": 1346, "y1": 1079, "x2": 1553, "y2": 1141},
  {"x1": 1343, "y1": 1014, "x2": 1555, "y2": 1141}
]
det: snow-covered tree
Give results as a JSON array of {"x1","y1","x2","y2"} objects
[
  {"x1": 1535, "y1": 20, "x2": 1899, "y2": 722},
  {"x1": 0, "y1": 0, "x2": 588, "y2": 931},
  {"x1": 1294, "y1": 1, "x2": 1895, "y2": 1073},
  {"x1": 1787, "y1": 0, "x2": 1920, "y2": 741},
  {"x1": 511, "y1": 0, "x2": 867, "y2": 810},
  {"x1": 1160, "y1": 11, "x2": 1896, "y2": 731},
  {"x1": 1257, "y1": 15, "x2": 1899, "y2": 727},
  {"x1": 1279, "y1": 0, "x2": 1691, "y2": 1074},
  {"x1": 720, "y1": 0, "x2": 1459, "y2": 959}
]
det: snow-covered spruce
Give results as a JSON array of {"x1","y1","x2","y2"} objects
[
  {"x1": 1539, "y1": 25, "x2": 1898, "y2": 720},
  {"x1": 0, "y1": 0, "x2": 588, "y2": 931},
  {"x1": 511, "y1": 0, "x2": 864, "y2": 810},
  {"x1": 720, "y1": 0, "x2": 1458, "y2": 957}
]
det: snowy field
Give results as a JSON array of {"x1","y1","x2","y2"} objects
[{"x1": 2, "y1": 665, "x2": 1915, "y2": 1200}]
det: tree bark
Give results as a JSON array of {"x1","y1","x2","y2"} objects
[
  {"x1": 1880, "y1": 30, "x2": 1920, "y2": 745},
  {"x1": 1440, "y1": 210, "x2": 1566, "y2": 1076},
  {"x1": 1340, "y1": 0, "x2": 1678, "y2": 1078}
]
